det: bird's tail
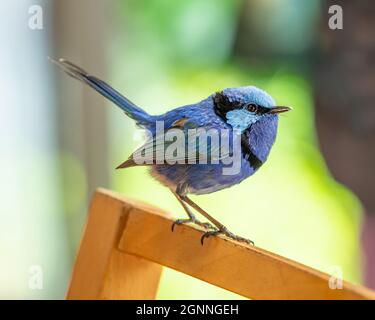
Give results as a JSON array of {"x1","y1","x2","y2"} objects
[{"x1": 50, "y1": 58, "x2": 153, "y2": 125}]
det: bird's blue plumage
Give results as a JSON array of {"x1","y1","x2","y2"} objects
[
  {"x1": 53, "y1": 59, "x2": 285, "y2": 196},
  {"x1": 146, "y1": 94, "x2": 279, "y2": 195},
  {"x1": 54, "y1": 58, "x2": 292, "y2": 244}
]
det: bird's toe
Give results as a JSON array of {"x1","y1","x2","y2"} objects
[
  {"x1": 200, "y1": 227, "x2": 254, "y2": 246},
  {"x1": 171, "y1": 218, "x2": 193, "y2": 232}
]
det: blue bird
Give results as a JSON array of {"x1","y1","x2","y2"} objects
[{"x1": 51, "y1": 58, "x2": 291, "y2": 245}]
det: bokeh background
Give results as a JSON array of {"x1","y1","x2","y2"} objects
[{"x1": 1, "y1": 0, "x2": 375, "y2": 299}]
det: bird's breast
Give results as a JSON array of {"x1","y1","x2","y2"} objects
[{"x1": 246, "y1": 115, "x2": 279, "y2": 163}]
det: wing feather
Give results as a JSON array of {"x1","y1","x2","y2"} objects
[{"x1": 116, "y1": 118, "x2": 234, "y2": 168}]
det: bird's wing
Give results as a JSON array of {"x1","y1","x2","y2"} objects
[{"x1": 117, "y1": 118, "x2": 234, "y2": 168}]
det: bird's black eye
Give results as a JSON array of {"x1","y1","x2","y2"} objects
[{"x1": 246, "y1": 104, "x2": 258, "y2": 113}]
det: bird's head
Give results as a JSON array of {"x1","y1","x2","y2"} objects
[{"x1": 213, "y1": 86, "x2": 291, "y2": 131}]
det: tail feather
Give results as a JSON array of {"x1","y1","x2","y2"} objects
[{"x1": 50, "y1": 58, "x2": 152, "y2": 125}]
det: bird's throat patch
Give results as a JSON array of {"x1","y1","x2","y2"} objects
[{"x1": 226, "y1": 109, "x2": 261, "y2": 132}]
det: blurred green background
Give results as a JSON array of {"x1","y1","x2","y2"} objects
[{"x1": 0, "y1": 0, "x2": 370, "y2": 299}]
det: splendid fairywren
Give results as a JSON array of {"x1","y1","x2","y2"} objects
[{"x1": 51, "y1": 58, "x2": 291, "y2": 245}]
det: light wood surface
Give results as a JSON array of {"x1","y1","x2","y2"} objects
[
  {"x1": 67, "y1": 188, "x2": 375, "y2": 300},
  {"x1": 66, "y1": 190, "x2": 162, "y2": 299}
]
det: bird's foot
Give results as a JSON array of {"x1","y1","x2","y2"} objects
[
  {"x1": 200, "y1": 227, "x2": 254, "y2": 246},
  {"x1": 171, "y1": 218, "x2": 215, "y2": 232}
]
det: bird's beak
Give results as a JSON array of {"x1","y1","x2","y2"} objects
[{"x1": 268, "y1": 106, "x2": 292, "y2": 114}]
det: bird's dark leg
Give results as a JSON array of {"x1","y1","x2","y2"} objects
[
  {"x1": 180, "y1": 195, "x2": 254, "y2": 246},
  {"x1": 171, "y1": 191, "x2": 215, "y2": 231}
]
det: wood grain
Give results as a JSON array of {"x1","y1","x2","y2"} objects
[
  {"x1": 117, "y1": 206, "x2": 375, "y2": 300},
  {"x1": 68, "y1": 188, "x2": 375, "y2": 300},
  {"x1": 66, "y1": 190, "x2": 162, "y2": 299}
]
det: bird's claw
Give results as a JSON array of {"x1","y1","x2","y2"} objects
[
  {"x1": 200, "y1": 230, "x2": 222, "y2": 245},
  {"x1": 200, "y1": 227, "x2": 254, "y2": 246},
  {"x1": 171, "y1": 219, "x2": 215, "y2": 232},
  {"x1": 172, "y1": 219, "x2": 254, "y2": 247}
]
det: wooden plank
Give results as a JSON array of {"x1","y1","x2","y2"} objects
[
  {"x1": 66, "y1": 190, "x2": 162, "y2": 299},
  {"x1": 68, "y1": 189, "x2": 375, "y2": 299},
  {"x1": 100, "y1": 250, "x2": 161, "y2": 299},
  {"x1": 104, "y1": 191, "x2": 374, "y2": 300}
]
